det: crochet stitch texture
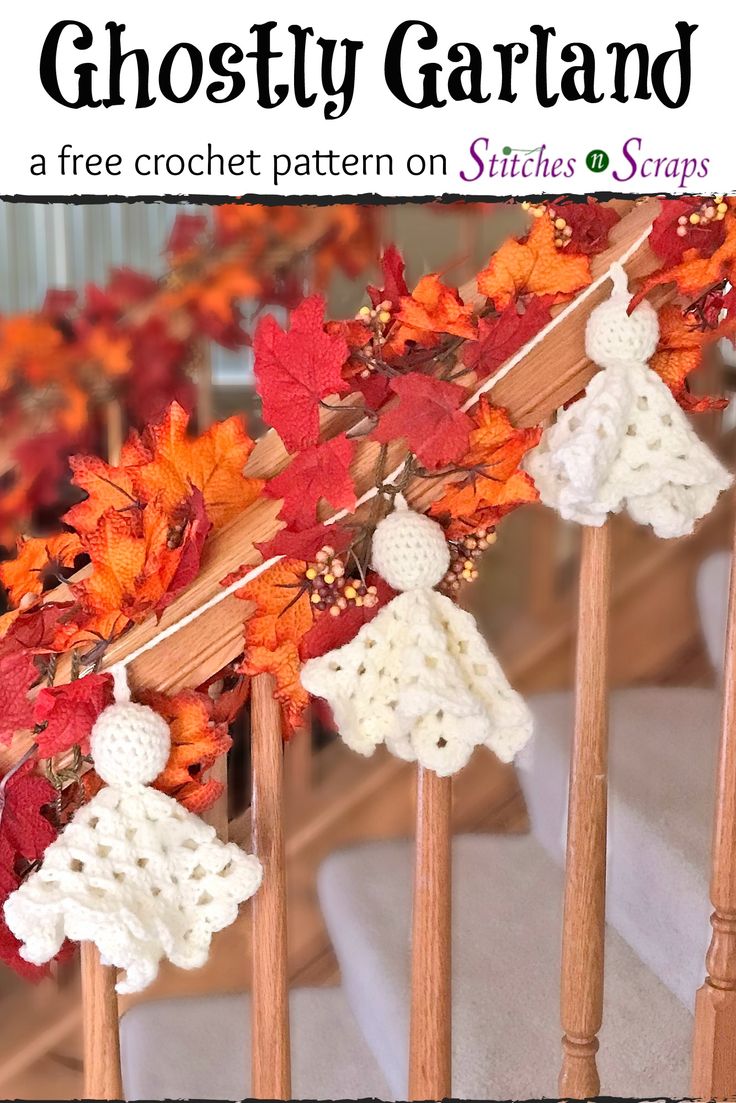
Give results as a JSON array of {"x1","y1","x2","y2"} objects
[
  {"x1": 4, "y1": 692, "x2": 262, "y2": 993},
  {"x1": 526, "y1": 264, "x2": 732, "y2": 539},
  {"x1": 301, "y1": 497, "x2": 532, "y2": 776}
]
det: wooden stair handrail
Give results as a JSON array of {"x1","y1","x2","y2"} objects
[
  {"x1": 409, "y1": 769, "x2": 452, "y2": 1099},
  {"x1": 692, "y1": 511, "x2": 736, "y2": 1099},
  {"x1": 559, "y1": 522, "x2": 612, "y2": 1098}
]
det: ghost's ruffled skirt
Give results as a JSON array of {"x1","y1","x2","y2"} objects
[
  {"x1": 526, "y1": 362, "x2": 732, "y2": 540},
  {"x1": 4, "y1": 786, "x2": 262, "y2": 993},
  {"x1": 301, "y1": 589, "x2": 532, "y2": 777}
]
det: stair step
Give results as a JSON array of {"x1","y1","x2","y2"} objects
[
  {"x1": 522, "y1": 685, "x2": 718, "y2": 1008},
  {"x1": 120, "y1": 987, "x2": 392, "y2": 1101},
  {"x1": 318, "y1": 834, "x2": 692, "y2": 1099}
]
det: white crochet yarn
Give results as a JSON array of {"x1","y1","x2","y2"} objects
[
  {"x1": 371, "y1": 495, "x2": 450, "y2": 590},
  {"x1": 4, "y1": 677, "x2": 262, "y2": 994},
  {"x1": 526, "y1": 264, "x2": 733, "y2": 539},
  {"x1": 301, "y1": 501, "x2": 532, "y2": 777},
  {"x1": 90, "y1": 701, "x2": 170, "y2": 787}
]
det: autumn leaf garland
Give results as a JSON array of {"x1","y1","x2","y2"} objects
[{"x1": 1, "y1": 198, "x2": 735, "y2": 982}]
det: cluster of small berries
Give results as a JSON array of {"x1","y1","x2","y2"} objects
[
  {"x1": 306, "y1": 546, "x2": 379, "y2": 618},
  {"x1": 355, "y1": 300, "x2": 393, "y2": 379},
  {"x1": 547, "y1": 207, "x2": 575, "y2": 249},
  {"x1": 439, "y1": 529, "x2": 496, "y2": 595},
  {"x1": 520, "y1": 200, "x2": 546, "y2": 219},
  {"x1": 676, "y1": 197, "x2": 729, "y2": 237},
  {"x1": 519, "y1": 201, "x2": 574, "y2": 248}
]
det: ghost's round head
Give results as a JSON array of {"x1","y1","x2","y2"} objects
[
  {"x1": 585, "y1": 263, "x2": 659, "y2": 369},
  {"x1": 90, "y1": 701, "x2": 171, "y2": 788},
  {"x1": 371, "y1": 496, "x2": 450, "y2": 591}
]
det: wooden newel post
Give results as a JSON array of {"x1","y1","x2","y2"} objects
[
  {"x1": 559, "y1": 522, "x2": 612, "y2": 1099},
  {"x1": 250, "y1": 673, "x2": 291, "y2": 1100},
  {"x1": 692, "y1": 514, "x2": 736, "y2": 1099},
  {"x1": 81, "y1": 943, "x2": 122, "y2": 1100},
  {"x1": 409, "y1": 767, "x2": 452, "y2": 1101}
]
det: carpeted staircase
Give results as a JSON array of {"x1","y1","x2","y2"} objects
[{"x1": 120, "y1": 553, "x2": 730, "y2": 1100}]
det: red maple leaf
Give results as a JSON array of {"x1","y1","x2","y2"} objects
[
  {"x1": 300, "y1": 574, "x2": 395, "y2": 660},
  {"x1": 373, "y1": 374, "x2": 473, "y2": 470},
  {"x1": 368, "y1": 244, "x2": 409, "y2": 308},
  {"x1": 463, "y1": 298, "x2": 552, "y2": 379},
  {"x1": 33, "y1": 672, "x2": 114, "y2": 758},
  {"x1": 253, "y1": 296, "x2": 350, "y2": 453},
  {"x1": 0, "y1": 766, "x2": 57, "y2": 861},
  {"x1": 552, "y1": 199, "x2": 621, "y2": 256},
  {"x1": 256, "y1": 522, "x2": 352, "y2": 563},
  {"x1": 153, "y1": 488, "x2": 211, "y2": 618},
  {"x1": 649, "y1": 198, "x2": 726, "y2": 267},
  {"x1": 3, "y1": 604, "x2": 76, "y2": 654},
  {"x1": 0, "y1": 769, "x2": 67, "y2": 981},
  {"x1": 0, "y1": 650, "x2": 38, "y2": 745},
  {"x1": 265, "y1": 435, "x2": 356, "y2": 529}
]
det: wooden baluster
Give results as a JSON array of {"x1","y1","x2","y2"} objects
[
  {"x1": 408, "y1": 767, "x2": 452, "y2": 1100},
  {"x1": 104, "y1": 399, "x2": 124, "y2": 465},
  {"x1": 692, "y1": 513, "x2": 736, "y2": 1099},
  {"x1": 203, "y1": 753, "x2": 229, "y2": 842},
  {"x1": 195, "y1": 340, "x2": 214, "y2": 432},
  {"x1": 81, "y1": 943, "x2": 122, "y2": 1100},
  {"x1": 250, "y1": 673, "x2": 291, "y2": 1099},
  {"x1": 285, "y1": 724, "x2": 313, "y2": 804},
  {"x1": 559, "y1": 522, "x2": 612, "y2": 1099}
]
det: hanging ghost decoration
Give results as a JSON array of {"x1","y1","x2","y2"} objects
[
  {"x1": 526, "y1": 263, "x2": 732, "y2": 539},
  {"x1": 300, "y1": 496, "x2": 532, "y2": 777},
  {"x1": 3, "y1": 672, "x2": 262, "y2": 994}
]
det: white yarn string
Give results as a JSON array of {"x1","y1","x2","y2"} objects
[{"x1": 100, "y1": 219, "x2": 654, "y2": 682}]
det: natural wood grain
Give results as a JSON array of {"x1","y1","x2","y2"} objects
[
  {"x1": 250, "y1": 673, "x2": 291, "y2": 1100},
  {"x1": 104, "y1": 400, "x2": 124, "y2": 465},
  {"x1": 409, "y1": 767, "x2": 452, "y2": 1100},
  {"x1": 559, "y1": 522, "x2": 612, "y2": 1099},
  {"x1": 80, "y1": 943, "x2": 122, "y2": 1100},
  {"x1": 285, "y1": 725, "x2": 313, "y2": 801},
  {"x1": 202, "y1": 752, "x2": 229, "y2": 841},
  {"x1": 692, "y1": 511, "x2": 736, "y2": 1099}
]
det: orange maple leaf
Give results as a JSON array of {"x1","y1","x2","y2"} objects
[
  {"x1": 0, "y1": 533, "x2": 83, "y2": 608},
  {"x1": 165, "y1": 263, "x2": 260, "y2": 323},
  {"x1": 141, "y1": 688, "x2": 232, "y2": 813},
  {"x1": 73, "y1": 502, "x2": 183, "y2": 627},
  {"x1": 0, "y1": 315, "x2": 63, "y2": 387},
  {"x1": 83, "y1": 329, "x2": 132, "y2": 377},
  {"x1": 430, "y1": 399, "x2": 541, "y2": 538},
  {"x1": 651, "y1": 304, "x2": 727, "y2": 413},
  {"x1": 232, "y1": 558, "x2": 314, "y2": 734},
  {"x1": 234, "y1": 558, "x2": 314, "y2": 652},
  {"x1": 477, "y1": 216, "x2": 592, "y2": 310},
  {"x1": 123, "y1": 403, "x2": 262, "y2": 528},
  {"x1": 63, "y1": 455, "x2": 139, "y2": 535},
  {"x1": 240, "y1": 642, "x2": 309, "y2": 735},
  {"x1": 387, "y1": 274, "x2": 477, "y2": 355},
  {"x1": 65, "y1": 403, "x2": 263, "y2": 534}
]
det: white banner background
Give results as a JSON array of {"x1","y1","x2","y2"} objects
[{"x1": 0, "y1": 0, "x2": 731, "y2": 198}]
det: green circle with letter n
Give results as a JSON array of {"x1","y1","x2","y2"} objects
[{"x1": 586, "y1": 149, "x2": 610, "y2": 173}]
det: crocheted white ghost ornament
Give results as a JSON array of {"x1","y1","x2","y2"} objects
[
  {"x1": 3, "y1": 672, "x2": 262, "y2": 994},
  {"x1": 526, "y1": 264, "x2": 732, "y2": 539},
  {"x1": 300, "y1": 497, "x2": 532, "y2": 777}
]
